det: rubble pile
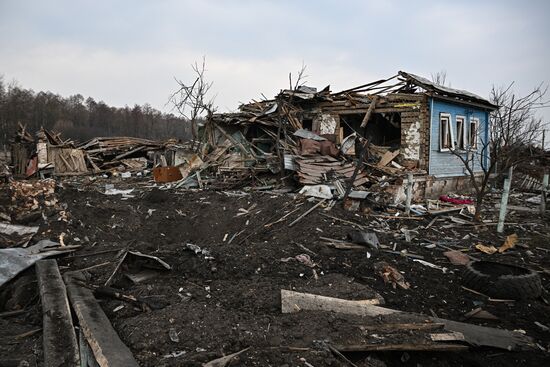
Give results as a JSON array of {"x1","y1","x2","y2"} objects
[{"x1": 10, "y1": 179, "x2": 57, "y2": 215}]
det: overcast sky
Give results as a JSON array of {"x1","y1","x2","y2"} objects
[{"x1": 1, "y1": 0, "x2": 549, "y2": 122}]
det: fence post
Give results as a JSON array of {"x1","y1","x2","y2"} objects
[
  {"x1": 497, "y1": 166, "x2": 513, "y2": 233},
  {"x1": 541, "y1": 172, "x2": 549, "y2": 215},
  {"x1": 405, "y1": 173, "x2": 413, "y2": 215}
]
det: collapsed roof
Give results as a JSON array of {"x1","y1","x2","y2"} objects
[
  {"x1": 397, "y1": 71, "x2": 498, "y2": 110},
  {"x1": 211, "y1": 71, "x2": 497, "y2": 127}
]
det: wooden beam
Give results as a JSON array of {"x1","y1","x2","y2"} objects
[
  {"x1": 281, "y1": 290, "x2": 387, "y2": 316},
  {"x1": 334, "y1": 343, "x2": 469, "y2": 352},
  {"x1": 114, "y1": 145, "x2": 145, "y2": 160},
  {"x1": 360, "y1": 96, "x2": 379, "y2": 128},
  {"x1": 288, "y1": 199, "x2": 326, "y2": 227},
  {"x1": 35, "y1": 260, "x2": 80, "y2": 367},
  {"x1": 64, "y1": 272, "x2": 139, "y2": 367},
  {"x1": 280, "y1": 290, "x2": 535, "y2": 351},
  {"x1": 360, "y1": 323, "x2": 445, "y2": 332},
  {"x1": 377, "y1": 150, "x2": 400, "y2": 167}
]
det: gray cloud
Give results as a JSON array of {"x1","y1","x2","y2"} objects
[{"x1": 1, "y1": 0, "x2": 548, "y2": 123}]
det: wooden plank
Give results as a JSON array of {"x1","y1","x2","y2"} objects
[
  {"x1": 280, "y1": 291, "x2": 535, "y2": 351},
  {"x1": 281, "y1": 290, "x2": 387, "y2": 316},
  {"x1": 298, "y1": 169, "x2": 366, "y2": 179},
  {"x1": 288, "y1": 200, "x2": 326, "y2": 227},
  {"x1": 430, "y1": 332, "x2": 465, "y2": 342},
  {"x1": 377, "y1": 150, "x2": 400, "y2": 167},
  {"x1": 64, "y1": 272, "x2": 139, "y2": 367},
  {"x1": 35, "y1": 260, "x2": 80, "y2": 367},
  {"x1": 203, "y1": 347, "x2": 250, "y2": 367},
  {"x1": 431, "y1": 317, "x2": 533, "y2": 351},
  {"x1": 296, "y1": 161, "x2": 344, "y2": 167},
  {"x1": 361, "y1": 323, "x2": 445, "y2": 332},
  {"x1": 114, "y1": 146, "x2": 145, "y2": 160},
  {"x1": 297, "y1": 164, "x2": 356, "y2": 175},
  {"x1": 335, "y1": 343, "x2": 469, "y2": 352},
  {"x1": 360, "y1": 96, "x2": 378, "y2": 128}
]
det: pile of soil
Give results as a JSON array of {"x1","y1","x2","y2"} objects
[{"x1": 1, "y1": 177, "x2": 549, "y2": 366}]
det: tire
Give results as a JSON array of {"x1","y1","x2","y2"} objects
[{"x1": 461, "y1": 260, "x2": 542, "y2": 300}]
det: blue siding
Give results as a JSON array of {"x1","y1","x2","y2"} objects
[{"x1": 428, "y1": 98, "x2": 490, "y2": 177}]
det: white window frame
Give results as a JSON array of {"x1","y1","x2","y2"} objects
[
  {"x1": 455, "y1": 115, "x2": 466, "y2": 151},
  {"x1": 469, "y1": 117, "x2": 479, "y2": 150},
  {"x1": 439, "y1": 113, "x2": 454, "y2": 152}
]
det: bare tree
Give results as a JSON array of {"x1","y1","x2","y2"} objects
[
  {"x1": 169, "y1": 57, "x2": 216, "y2": 143},
  {"x1": 450, "y1": 139, "x2": 494, "y2": 221},
  {"x1": 450, "y1": 82, "x2": 548, "y2": 221},
  {"x1": 431, "y1": 70, "x2": 448, "y2": 87},
  {"x1": 490, "y1": 82, "x2": 548, "y2": 171},
  {"x1": 288, "y1": 63, "x2": 308, "y2": 90}
]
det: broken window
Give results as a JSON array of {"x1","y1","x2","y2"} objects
[
  {"x1": 469, "y1": 118, "x2": 479, "y2": 149},
  {"x1": 302, "y1": 119, "x2": 313, "y2": 131},
  {"x1": 439, "y1": 113, "x2": 454, "y2": 151},
  {"x1": 340, "y1": 113, "x2": 401, "y2": 148},
  {"x1": 456, "y1": 116, "x2": 466, "y2": 150}
]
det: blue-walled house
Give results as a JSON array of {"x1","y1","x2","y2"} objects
[{"x1": 314, "y1": 71, "x2": 498, "y2": 198}]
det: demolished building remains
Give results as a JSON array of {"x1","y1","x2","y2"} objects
[
  {"x1": 9, "y1": 71, "x2": 499, "y2": 206},
  {"x1": 200, "y1": 71, "x2": 497, "y2": 200}
]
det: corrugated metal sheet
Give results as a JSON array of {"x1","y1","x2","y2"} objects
[{"x1": 399, "y1": 71, "x2": 497, "y2": 110}]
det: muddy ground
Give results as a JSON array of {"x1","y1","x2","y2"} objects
[{"x1": 1, "y1": 176, "x2": 549, "y2": 366}]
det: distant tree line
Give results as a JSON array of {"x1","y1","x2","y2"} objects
[{"x1": 0, "y1": 76, "x2": 192, "y2": 148}]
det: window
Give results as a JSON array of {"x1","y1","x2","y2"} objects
[
  {"x1": 469, "y1": 118, "x2": 479, "y2": 149},
  {"x1": 302, "y1": 119, "x2": 313, "y2": 131},
  {"x1": 456, "y1": 115, "x2": 466, "y2": 150},
  {"x1": 439, "y1": 113, "x2": 454, "y2": 151}
]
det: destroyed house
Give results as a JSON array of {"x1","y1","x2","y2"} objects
[{"x1": 202, "y1": 71, "x2": 497, "y2": 199}]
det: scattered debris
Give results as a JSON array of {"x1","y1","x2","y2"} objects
[
  {"x1": 374, "y1": 261, "x2": 410, "y2": 289},
  {"x1": 280, "y1": 254, "x2": 316, "y2": 268},
  {"x1": 203, "y1": 347, "x2": 250, "y2": 367},
  {"x1": 412, "y1": 259, "x2": 448, "y2": 273},
  {"x1": 105, "y1": 250, "x2": 171, "y2": 286},
  {"x1": 498, "y1": 233, "x2": 518, "y2": 253},
  {"x1": 104, "y1": 186, "x2": 135, "y2": 197},
  {"x1": 475, "y1": 244, "x2": 498, "y2": 254},
  {"x1": 347, "y1": 231, "x2": 380, "y2": 251},
  {"x1": 464, "y1": 307, "x2": 499, "y2": 320},
  {"x1": 443, "y1": 250, "x2": 470, "y2": 266},
  {"x1": 298, "y1": 184, "x2": 333, "y2": 199},
  {"x1": 0, "y1": 222, "x2": 39, "y2": 236},
  {"x1": 0, "y1": 240, "x2": 78, "y2": 286},
  {"x1": 185, "y1": 243, "x2": 214, "y2": 260},
  {"x1": 534, "y1": 322, "x2": 550, "y2": 332}
]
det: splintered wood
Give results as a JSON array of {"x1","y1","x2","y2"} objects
[
  {"x1": 281, "y1": 290, "x2": 388, "y2": 316},
  {"x1": 281, "y1": 290, "x2": 536, "y2": 352},
  {"x1": 295, "y1": 156, "x2": 368, "y2": 186},
  {"x1": 48, "y1": 147, "x2": 88, "y2": 174}
]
